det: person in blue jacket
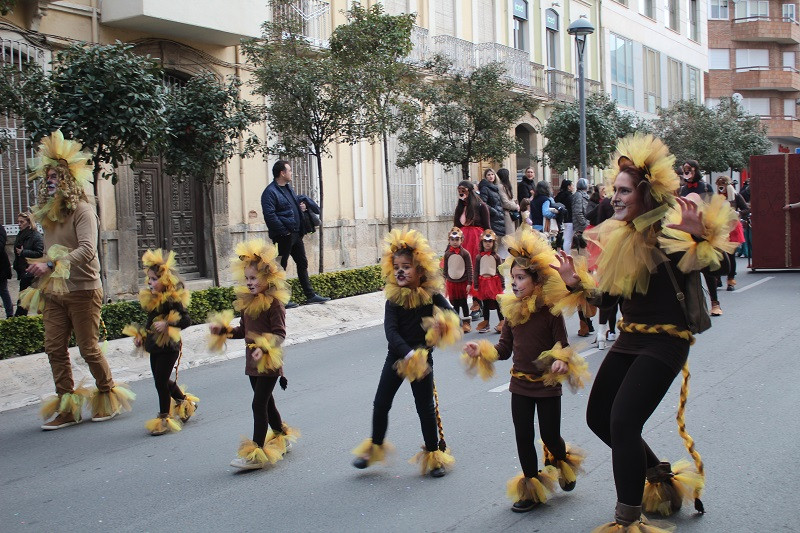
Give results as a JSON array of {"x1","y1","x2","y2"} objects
[{"x1": 260, "y1": 160, "x2": 329, "y2": 308}]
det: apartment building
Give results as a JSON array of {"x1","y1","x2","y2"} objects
[
  {"x1": 1, "y1": 0, "x2": 602, "y2": 296},
  {"x1": 706, "y1": 0, "x2": 800, "y2": 154},
  {"x1": 602, "y1": 0, "x2": 707, "y2": 118}
]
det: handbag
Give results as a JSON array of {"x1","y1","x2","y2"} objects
[{"x1": 662, "y1": 257, "x2": 711, "y2": 335}]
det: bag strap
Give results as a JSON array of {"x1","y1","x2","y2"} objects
[{"x1": 658, "y1": 249, "x2": 691, "y2": 327}]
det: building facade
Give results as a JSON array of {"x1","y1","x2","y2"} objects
[{"x1": 706, "y1": 0, "x2": 800, "y2": 155}]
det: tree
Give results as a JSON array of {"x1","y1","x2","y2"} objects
[
  {"x1": 4, "y1": 42, "x2": 166, "y2": 292},
  {"x1": 714, "y1": 97, "x2": 772, "y2": 172},
  {"x1": 398, "y1": 60, "x2": 538, "y2": 180},
  {"x1": 243, "y1": 0, "x2": 361, "y2": 273},
  {"x1": 541, "y1": 92, "x2": 639, "y2": 173},
  {"x1": 161, "y1": 72, "x2": 262, "y2": 286},
  {"x1": 329, "y1": 3, "x2": 415, "y2": 231}
]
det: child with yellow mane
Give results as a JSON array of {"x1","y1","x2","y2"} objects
[
  {"x1": 209, "y1": 239, "x2": 299, "y2": 470},
  {"x1": 352, "y1": 228, "x2": 460, "y2": 478},
  {"x1": 126, "y1": 249, "x2": 197, "y2": 436},
  {"x1": 462, "y1": 226, "x2": 588, "y2": 513}
]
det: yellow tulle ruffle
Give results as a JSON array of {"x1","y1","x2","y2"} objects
[
  {"x1": 145, "y1": 415, "x2": 182, "y2": 434},
  {"x1": 643, "y1": 459, "x2": 705, "y2": 516},
  {"x1": 505, "y1": 466, "x2": 558, "y2": 503},
  {"x1": 265, "y1": 423, "x2": 301, "y2": 454},
  {"x1": 141, "y1": 249, "x2": 181, "y2": 290},
  {"x1": 538, "y1": 342, "x2": 591, "y2": 392},
  {"x1": 607, "y1": 133, "x2": 679, "y2": 206},
  {"x1": 590, "y1": 520, "x2": 675, "y2": 533},
  {"x1": 170, "y1": 387, "x2": 200, "y2": 422},
  {"x1": 351, "y1": 438, "x2": 394, "y2": 466},
  {"x1": 207, "y1": 309, "x2": 235, "y2": 352},
  {"x1": 89, "y1": 384, "x2": 136, "y2": 418},
  {"x1": 460, "y1": 339, "x2": 498, "y2": 381},
  {"x1": 659, "y1": 194, "x2": 739, "y2": 273},
  {"x1": 151, "y1": 309, "x2": 183, "y2": 347},
  {"x1": 382, "y1": 228, "x2": 443, "y2": 309},
  {"x1": 21, "y1": 245, "x2": 72, "y2": 312},
  {"x1": 393, "y1": 348, "x2": 431, "y2": 382},
  {"x1": 236, "y1": 437, "x2": 283, "y2": 467},
  {"x1": 586, "y1": 209, "x2": 667, "y2": 299},
  {"x1": 543, "y1": 442, "x2": 586, "y2": 485},
  {"x1": 408, "y1": 447, "x2": 455, "y2": 475},
  {"x1": 39, "y1": 384, "x2": 90, "y2": 420},
  {"x1": 28, "y1": 129, "x2": 93, "y2": 186},
  {"x1": 247, "y1": 333, "x2": 284, "y2": 373},
  {"x1": 548, "y1": 255, "x2": 597, "y2": 318},
  {"x1": 501, "y1": 226, "x2": 558, "y2": 280},
  {"x1": 122, "y1": 323, "x2": 147, "y2": 355},
  {"x1": 498, "y1": 293, "x2": 540, "y2": 327},
  {"x1": 422, "y1": 307, "x2": 462, "y2": 348},
  {"x1": 232, "y1": 239, "x2": 291, "y2": 317},
  {"x1": 138, "y1": 287, "x2": 190, "y2": 313}
]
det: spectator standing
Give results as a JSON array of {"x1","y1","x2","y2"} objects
[
  {"x1": 554, "y1": 180, "x2": 574, "y2": 253},
  {"x1": 13, "y1": 212, "x2": 44, "y2": 316},
  {"x1": 0, "y1": 225, "x2": 13, "y2": 318},
  {"x1": 517, "y1": 167, "x2": 536, "y2": 205},
  {"x1": 571, "y1": 178, "x2": 594, "y2": 338}
]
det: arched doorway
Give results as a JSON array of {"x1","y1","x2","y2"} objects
[{"x1": 515, "y1": 123, "x2": 538, "y2": 181}]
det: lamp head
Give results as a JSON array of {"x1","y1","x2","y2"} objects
[{"x1": 567, "y1": 17, "x2": 595, "y2": 37}]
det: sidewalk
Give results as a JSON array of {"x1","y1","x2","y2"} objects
[{"x1": 0, "y1": 291, "x2": 385, "y2": 413}]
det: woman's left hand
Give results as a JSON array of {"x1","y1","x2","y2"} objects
[
  {"x1": 551, "y1": 360, "x2": 568, "y2": 374},
  {"x1": 251, "y1": 348, "x2": 264, "y2": 361},
  {"x1": 666, "y1": 197, "x2": 705, "y2": 238},
  {"x1": 550, "y1": 250, "x2": 580, "y2": 288},
  {"x1": 153, "y1": 320, "x2": 168, "y2": 333}
]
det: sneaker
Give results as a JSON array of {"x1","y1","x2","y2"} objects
[
  {"x1": 726, "y1": 279, "x2": 736, "y2": 291},
  {"x1": 430, "y1": 466, "x2": 446, "y2": 478},
  {"x1": 230, "y1": 457, "x2": 263, "y2": 470},
  {"x1": 494, "y1": 319, "x2": 505, "y2": 333},
  {"x1": 476, "y1": 320, "x2": 490, "y2": 333},
  {"x1": 598, "y1": 338, "x2": 606, "y2": 350},
  {"x1": 606, "y1": 332, "x2": 616, "y2": 341},
  {"x1": 304, "y1": 294, "x2": 330, "y2": 304},
  {"x1": 710, "y1": 301, "x2": 722, "y2": 316},
  {"x1": 91, "y1": 410, "x2": 119, "y2": 423},
  {"x1": 470, "y1": 310, "x2": 482, "y2": 322},
  {"x1": 352, "y1": 456, "x2": 369, "y2": 469},
  {"x1": 285, "y1": 301, "x2": 299, "y2": 309},
  {"x1": 511, "y1": 499, "x2": 538, "y2": 513},
  {"x1": 41, "y1": 412, "x2": 80, "y2": 431}
]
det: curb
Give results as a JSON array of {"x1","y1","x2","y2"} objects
[{"x1": 0, "y1": 291, "x2": 385, "y2": 413}]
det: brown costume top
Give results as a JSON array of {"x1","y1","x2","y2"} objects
[
  {"x1": 473, "y1": 251, "x2": 502, "y2": 284},
  {"x1": 44, "y1": 201, "x2": 101, "y2": 292},
  {"x1": 231, "y1": 299, "x2": 287, "y2": 377},
  {"x1": 443, "y1": 246, "x2": 472, "y2": 284},
  {"x1": 495, "y1": 307, "x2": 569, "y2": 398}
]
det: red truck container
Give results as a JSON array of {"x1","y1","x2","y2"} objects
[{"x1": 749, "y1": 153, "x2": 800, "y2": 270}]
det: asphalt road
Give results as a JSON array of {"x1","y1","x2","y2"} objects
[{"x1": 1, "y1": 261, "x2": 797, "y2": 532}]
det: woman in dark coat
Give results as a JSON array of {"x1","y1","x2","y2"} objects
[
  {"x1": 12, "y1": 212, "x2": 43, "y2": 316},
  {"x1": 478, "y1": 168, "x2": 507, "y2": 237}
]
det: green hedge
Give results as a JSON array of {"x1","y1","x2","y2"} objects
[{"x1": 0, "y1": 264, "x2": 383, "y2": 359}]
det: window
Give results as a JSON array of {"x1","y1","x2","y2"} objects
[
  {"x1": 668, "y1": 58, "x2": 683, "y2": 105},
  {"x1": 709, "y1": 48, "x2": 730, "y2": 69},
  {"x1": 383, "y1": 0, "x2": 408, "y2": 14},
  {"x1": 477, "y1": 0, "x2": 495, "y2": 43},
  {"x1": 643, "y1": 0, "x2": 655, "y2": 19},
  {"x1": 734, "y1": 1, "x2": 769, "y2": 20},
  {"x1": 688, "y1": 66, "x2": 701, "y2": 104},
  {"x1": 785, "y1": 99, "x2": 797, "y2": 118},
  {"x1": 437, "y1": 165, "x2": 462, "y2": 216},
  {"x1": 736, "y1": 49, "x2": 769, "y2": 71},
  {"x1": 709, "y1": 0, "x2": 729, "y2": 19},
  {"x1": 435, "y1": 0, "x2": 456, "y2": 36},
  {"x1": 667, "y1": 0, "x2": 679, "y2": 31},
  {"x1": 741, "y1": 97, "x2": 770, "y2": 116},
  {"x1": 784, "y1": 51, "x2": 797, "y2": 71},
  {"x1": 387, "y1": 133, "x2": 422, "y2": 218},
  {"x1": 609, "y1": 33, "x2": 634, "y2": 107},
  {"x1": 513, "y1": 17, "x2": 526, "y2": 51},
  {"x1": 689, "y1": 0, "x2": 699, "y2": 41},
  {"x1": 644, "y1": 47, "x2": 661, "y2": 113},
  {"x1": 784, "y1": 3, "x2": 797, "y2": 21},
  {"x1": 545, "y1": 9, "x2": 559, "y2": 69}
]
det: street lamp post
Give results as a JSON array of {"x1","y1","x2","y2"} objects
[{"x1": 567, "y1": 17, "x2": 595, "y2": 184}]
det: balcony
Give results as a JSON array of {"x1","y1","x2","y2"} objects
[
  {"x1": 764, "y1": 116, "x2": 800, "y2": 140},
  {"x1": 733, "y1": 67, "x2": 800, "y2": 92},
  {"x1": 530, "y1": 62, "x2": 547, "y2": 98},
  {"x1": 272, "y1": 0, "x2": 331, "y2": 49},
  {"x1": 406, "y1": 25, "x2": 430, "y2": 66},
  {"x1": 101, "y1": 0, "x2": 265, "y2": 46},
  {"x1": 546, "y1": 69, "x2": 576, "y2": 102},
  {"x1": 432, "y1": 34, "x2": 476, "y2": 75},
  {"x1": 476, "y1": 42, "x2": 531, "y2": 87},
  {"x1": 731, "y1": 16, "x2": 800, "y2": 44}
]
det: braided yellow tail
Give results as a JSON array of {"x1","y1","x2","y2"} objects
[
  {"x1": 432, "y1": 380, "x2": 447, "y2": 451},
  {"x1": 677, "y1": 361, "x2": 705, "y2": 513}
]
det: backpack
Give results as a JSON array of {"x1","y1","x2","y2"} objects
[{"x1": 662, "y1": 258, "x2": 711, "y2": 335}]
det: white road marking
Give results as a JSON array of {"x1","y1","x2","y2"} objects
[
  {"x1": 488, "y1": 348, "x2": 601, "y2": 392},
  {"x1": 730, "y1": 276, "x2": 774, "y2": 293}
]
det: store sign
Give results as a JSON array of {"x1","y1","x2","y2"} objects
[
  {"x1": 514, "y1": 0, "x2": 528, "y2": 20},
  {"x1": 546, "y1": 8, "x2": 559, "y2": 31}
]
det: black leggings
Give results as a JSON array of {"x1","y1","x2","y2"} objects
[
  {"x1": 702, "y1": 268, "x2": 718, "y2": 302},
  {"x1": 511, "y1": 394, "x2": 566, "y2": 479},
  {"x1": 586, "y1": 351, "x2": 682, "y2": 506},
  {"x1": 481, "y1": 299, "x2": 504, "y2": 321},
  {"x1": 450, "y1": 297, "x2": 469, "y2": 318},
  {"x1": 371, "y1": 355, "x2": 438, "y2": 451},
  {"x1": 599, "y1": 302, "x2": 618, "y2": 334},
  {"x1": 249, "y1": 376, "x2": 283, "y2": 447},
  {"x1": 726, "y1": 252, "x2": 737, "y2": 280},
  {"x1": 150, "y1": 351, "x2": 186, "y2": 415}
]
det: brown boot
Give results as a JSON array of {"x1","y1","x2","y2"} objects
[
  {"x1": 710, "y1": 300, "x2": 722, "y2": 316},
  {"x1": 726, "y1": 278, "x2": 736, "y2": 291},
  {"x1": 462, "y1": 319, "x2": 471, "y2": 333},
  {"x1": 41, "y1": 412, "x2": 80, "y2": 431},
  {"x1": 578, "y1": 319, "x2": 590, "y2": 337},
  {"x1": 470, "y1": 300, "x2": 481, "y2": 312},
  {"x1": 615, "y1": 501, "x2": 643, "y2": 526},
  {"x1": 494, "y1": 319, "x2": 505, "y2": 333},
  {"x1": 476, "y1": 320, "x2": 490, "y2": 333}
]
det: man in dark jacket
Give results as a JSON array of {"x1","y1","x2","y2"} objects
[
  {"x1": 261, "y1": 160, "x2": 329, "y2": 308},
  {"x1": 554, "y1": 179, "x2": 574, "y2": 252}
]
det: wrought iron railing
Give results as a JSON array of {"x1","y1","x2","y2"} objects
[
  {"x1": 546, "y1": 69, "x2": 576, "y2": 102},
  {"x1": 273, "y1": 0, "x2": 331, "y2": 48},
  {"x1": 432, "y1": 34, "x2": 475, "y2": 75},
  {"x1": 406, "y1": 25, "x2": 430, "y2": 66},
  {"x1": 475, "y1": 42, "x2": 531, "y2": 87}
]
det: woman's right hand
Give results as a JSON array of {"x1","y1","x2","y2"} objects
[
  {"x1": 133, "y1": 338, "x2": 142, "y2": 348},
  {"x1": 209, "y1": 325, "x2": 222, "y2": 335},
  {"x1": 550, "y1": 250, "x2": 580, "y2": 288},
  {"x1": 463, "y1": 342, "x2": 479, "y2": 358}
]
